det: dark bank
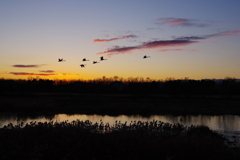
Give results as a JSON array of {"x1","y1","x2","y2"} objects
[{"x1": 1, "y1": 78, "x2": 240, "y2": 115}]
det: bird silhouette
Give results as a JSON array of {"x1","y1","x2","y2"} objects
[
  {"x1": 82, "y1": 58, "x2": 89, "y2": 61},
  {"x1": 80, "y1": 64, "x2": 86, "y2": 68},
  {"x1": 143, "y1": 55, "x2": 150, "y2": 59},
  {"x1": 100, "y1": 56, "x2": 107, "y2": 61},
  {"x1": 58, "y1": 58, "x2": 65, "y2": 62},
  {"x1": 93, "y1": 61, "x2": 99, "y2": 64}
]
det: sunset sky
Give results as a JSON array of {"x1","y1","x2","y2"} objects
[{"x1": 1, "y1": 0, "x2": 240, "y2": 80}]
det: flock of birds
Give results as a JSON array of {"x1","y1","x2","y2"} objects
[{"x1": 58, "y1": 55, "x2": 150, "y2": 68}]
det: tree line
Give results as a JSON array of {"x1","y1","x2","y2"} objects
[{"x1": 1, "y1": 77, "x2": 240, "y2": 95}]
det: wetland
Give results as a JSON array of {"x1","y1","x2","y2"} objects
[{"x1": 1, "y1": 78, "x2": 240, "y2": 159}]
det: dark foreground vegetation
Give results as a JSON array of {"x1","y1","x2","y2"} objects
[
  {"x1": 1, "y1": 77, "x2": 240, "y2": 115},
  {"x1": 1, "y1": 120, "x2": 239, "y2": 160}
]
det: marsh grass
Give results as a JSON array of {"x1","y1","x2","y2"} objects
[{"x1": 0, "y1": 120, "x2": 239, "y2": 160}]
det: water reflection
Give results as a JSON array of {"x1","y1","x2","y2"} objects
[{"x1": 0, "y1": 114, "x2": 240, "y2": 132}]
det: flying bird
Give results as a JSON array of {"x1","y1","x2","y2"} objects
[
  {"x1": 93, "y1": 61, "x2": 99, "y2": 64},
  {"x1": 143, "y1": 55, "x2": 150, "y2": 59},
  {"x1": 82, "y1": 58, "x2": 89, "y2": 61},
  {"x1": 58, "y1": 58, "x2": 65, "y2": 62},
  {"x1": 80, "y1": 64, "x2": 86, "y2": 68},
  {"x1": 100, "y1": 56, "x2": 107, "y2": 61}
]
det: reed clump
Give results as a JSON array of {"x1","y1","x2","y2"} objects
[{"x1": 0, "y1": 120, "x2": 239, "y2": 160}]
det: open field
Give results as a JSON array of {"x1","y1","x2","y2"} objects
[
  {"x1": 1, "y1": 120, "x2": 240, "y2": 160},
  {"x1": 1, "y1": 93, "x2": 240, "y2": 115}
]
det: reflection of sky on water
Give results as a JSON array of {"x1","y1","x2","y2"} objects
[{"x1": 0, "y1": 114, "x2": 240, "y2": 132}]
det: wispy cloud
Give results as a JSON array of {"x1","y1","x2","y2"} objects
[
  {"x1": 39, "y1": 70, "x2": 55, "y2": 73},
  {"x1": 212, "y1": 30, "x2": 240, "y2": 38},
  {"x1": 175, "y1": 30, "x2": 240, "y2": 40},
  {"x1": 93, "y1": 35, "x2": 137, "y2": 43},
  {"x1": 157, "y1": 18, "x2": 209, "y2": 27},
  {"x1": 12, "y1": 64, "x2": 46, "y2": 68},
  {"x1": 96, "y1": 40, "x2": 198, "y2": 56},
  {"x1": 96, "y1": 30, "x2": 239, "y2": 56},
  {"x1": 9, "y1": 72, "x2": 56, "y2": 76},
  {"x1": 158, "y1": 49, "x2": 197, "y2": 52},
  {"x1": 9, "y1": 72, "x2": 80, "y2": 76},
  {"x1": 60, "y1": 73, "x2": 80, "y2": 76}
]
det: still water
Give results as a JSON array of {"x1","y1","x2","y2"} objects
[{"x1": 0, "y1": 114, "x2": 240, "y2": 132}]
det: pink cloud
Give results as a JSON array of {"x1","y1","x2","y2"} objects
[
  {"x1": 157, "y1": 18, "x2": 208, "y2": 27},
  {"x1": 96, "y1": 30, "x2": 239, "y2": 57},
  {"x1": 213, "y1": 30, "x2": 240, "y2": 38},
  {"x1": 159, "y1": 18, "x2": 188, "y2": 25},
  {"x1": 9, "y1": 72, "x2": 80, "y2": 76},
  {"x1": 9, "y1": 72, "x2": 56, "y2": 76},
  {"x1": 97, "y1": 40, "x2": 198, "y2": 56}
]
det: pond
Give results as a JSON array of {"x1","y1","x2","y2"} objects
[{"x1": 1, "y1": 114, "x2": 240, "y2": 132}]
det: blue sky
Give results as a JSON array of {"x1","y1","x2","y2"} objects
[{"x1": 1, "y1": 0, "x2": 240, "y2": 80}]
